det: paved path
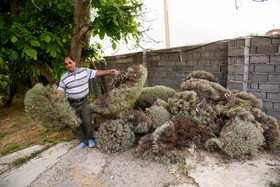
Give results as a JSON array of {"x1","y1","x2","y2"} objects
[{"x1": 0, "y1": 140, "x2": 279, "y2": 187}]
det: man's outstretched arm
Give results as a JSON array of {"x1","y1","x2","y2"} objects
[{"x1": 96, "y1": 69, "x2": 117, "y2": 76}]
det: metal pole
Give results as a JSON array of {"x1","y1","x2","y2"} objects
[{"x1": 164, "y1": 0, "x2": 170, "y2": 48}]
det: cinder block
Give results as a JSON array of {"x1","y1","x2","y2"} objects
[
  {"x1": 251, "y1": 37, "x2": 271, "y2": 46},
  {"x1": 158, "y1": 61, "x2": 166, "y2": 66},
  {"x1": 268, "y1": 74, "x2": 280, "y2": 82},
  {"x1": 267, "y1": 92, "x2": 280, "y2": 100},
  {"x1": 193, "y1": 66, "x2": 204, "y2": 71},
  {"x1": 227, "y1": 81, "x2": 248, "y2": 91},
  {"x1": 152, "y1": 55, "x2": 160, "y2": 61},
  {"x1": 186, "y1": 60, "x2": 197, "y2": 66},
  {"x1": 197, "y1": 59, "x2": 209, "y2": 65},
  {"x1": 266, "y1": 110, "x2": 280, "y2": 119},
  {"x1": 257, "y1": 46, "x2": 278, "y2": 54},
  {"x1": 228, "y1": 65, "x2": 248, "y2": 73},
  {"x1": 176, "y1": 73, "x2": 186, "y2": 78},
  {"x1": 228, "y1": 47, "x2": 247, "y2": 56},
  {"x1": 248, "y1": 73, "x2": 268, "y2": 82},
  {"x1": 214, "y1": 50, "x2": 227, "y2": 57},
  {"x1": 259, "y1": 83, "x2": 279, "y2": 91},
  {"x1": 166, "y1": 73, "x2": 177, "y2": 78},
  {"x1": 272, "y1": 38, "x2": 280, "y2": 45},
  {"x1": 250, "y1": 82, "x2": 259, "y2": 89},
  {"x1": 248, "y1": 90, "x2": 267, "y2": 99},
  {"x1": 205, "y1": 65, "x2": 219, "y2": 72},
  {"x1": 228, "y1": 73, "x2": 246, "y2": 81},
  {"x1": 250, "y1": 56, "x2": 269, "y2": 64},
  {"x1": 262, "y1": 100, "x2": 273, "y2": 109},
  {"x1": 276, "y1": 65, "x2": 280, "y2": 72},
  {"x1": 201, "y1": 51, "x2": 215, "y2": 58},
  {"x1": 166, "y1": 61, "x2": 176, "y2": 66},
  {"x1": 249, "y1": 46, "x2": 257, "y2": 54},
  {"x1": 169, "y1": 55, "x2": 179, "y2": 61},
  {"x1": 270, "y1": 55, "x2": 280, "y2": 64},
  {"x1": 274, "y1": 102, "x2": 280, "y2": 110},
  {"x1": 255, "y1": 65, "x2": 275, "y2": 72}
]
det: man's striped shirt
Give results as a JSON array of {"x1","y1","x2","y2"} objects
[{"x1": 58, "y1": 67, "x2": 97, "y2": 100}]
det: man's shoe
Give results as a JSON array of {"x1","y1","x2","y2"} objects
[
  {"x1": 88, "y1": 139, "x2": 95, "y2": 148},
  {"x1": 77, "y1": 142, "x2": 87, "y2": 149}
]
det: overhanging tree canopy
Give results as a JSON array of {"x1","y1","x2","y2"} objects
[{"x1": 0, "y1": 0, "x2": 144, "y2": 106}]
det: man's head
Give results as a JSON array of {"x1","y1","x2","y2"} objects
[{"x1": 64, "y1": 56, "x2": 76, "y2": 74}]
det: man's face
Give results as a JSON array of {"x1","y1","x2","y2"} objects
[{"x1": 64, "y1": 57, "x2": 76, "y2": 73}]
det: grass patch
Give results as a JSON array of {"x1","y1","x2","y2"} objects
[
  {"x1": 12, "y1": 150, "x2": 42, "y2": 166},
  {"x1": 177, "y1": 155, "x2": 194, "y2": 176},
  {"x1": 1, "y1": 144, "x2": 20, "y2": 155},
  {"x1": 0, "y1": 95, "x2": 76, "y2": 157}
]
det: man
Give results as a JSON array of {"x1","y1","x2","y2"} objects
[{"x1": 57, "y1": 56, "x2": 117, "y2": 149}]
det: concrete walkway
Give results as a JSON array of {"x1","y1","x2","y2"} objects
[{"x1": 0, "y1": 140, "x2": 279, "y2": 187}]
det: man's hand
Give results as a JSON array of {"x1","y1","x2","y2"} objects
[{"x1": 97, "y1": 69, "x2": 118, "y2": 76}]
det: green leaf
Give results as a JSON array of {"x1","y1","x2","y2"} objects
[
  {"x1": 44, "y1": 35, "x2": 51, "y2": 43},
  {"x1": 50, "y1": 50, "x2": 57, "y2": 58},
  {"x1": 0, "y1": 16, "x2": 4, "y2": 29},
  {"x1": 11, "y1": 36, "x2": 18, "y2": 43},
  {"x1": 113, "y1": 20, "x2": 119, "y2": 26},
  {"x1": 1, "y1": 47, "x2": 5, "y2": 53},
  {"x1": 11, "y1": 50, "x2": 18, "y2": 60},
  {"x1": 62, "y1": 38, "x2": 67, "y2": 43},
  {"x1": 16, "y1": 40, "x2": 25, "y2": 50},
  {"x1": 112, "y1": 42, "x2": 117, "y2": 50},
  {"x1": 31, "y1": 40, "x2": 40, "y2": 47},
  {"x1": 56, "y1": 39, "x2": 63, "y2": 46}
]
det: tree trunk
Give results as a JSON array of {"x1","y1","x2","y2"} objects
[
  {"x1": 32, "y1": 60, "x2": 58, "y2": 84},
  {"x1": 5, "y1": 79, "x2": 16, "y2": 107},
  {"x1": 70, "y1": 0, "x2": 92, "y2": 67}
]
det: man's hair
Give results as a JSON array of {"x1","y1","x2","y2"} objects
[{"x1": 69, "y1": 56, "x2": 75, "y2": 61}]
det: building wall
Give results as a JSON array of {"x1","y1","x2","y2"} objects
[{"x1": 92, "y1": 35, "x2": 280, "y2": 119}]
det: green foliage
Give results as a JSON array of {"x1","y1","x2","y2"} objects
[
  {"x1": 24, "y1": 83, "x2": 81, "y2": 131},
  {"x1": 95, "y1": 119, "x2": 135, "y2": 153},
  {"x1": 136, "y1": 85, "x2": 176, "y2": 109},
  {"x1": 1, "y1": 144, "x2": 19, "y2": 155},
  {"x1": 12, "y1": 150, "x2": 41, "y2": 166},
  {"x1": 91, "y1": 65, "x2": 147, "y2": 116},
  {"x1": 177, "y1": 155, "x2": 194, "y2": 176},
  {"x1": 0, "y1": 0, "x2": 144, "y2": 105}
]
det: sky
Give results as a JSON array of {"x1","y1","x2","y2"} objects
[{"x1": 91, "y1": 0, "x2": 280, "y2": 56}]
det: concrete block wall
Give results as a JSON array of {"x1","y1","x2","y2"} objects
[
  {"x1": 248, "y1": 36, "x2": 280, "y2": 119},
  {"x1": 91, "y1": 35, "x2": 280, "y2": 119}
]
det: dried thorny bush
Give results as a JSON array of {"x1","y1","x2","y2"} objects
[
  {"x1": 184, "y1": 70, "x2": 219, "y2": 83},
  {"x1": 91, "y1": 65, "x2": 147, "y2": 117},
  {"x1": 123, "y1": 110, "x2": 152, "y2": 134},
  {"x1": 168, "y1": 91, "x2": 224, "y2": 135},
  {"x1": 209, "y1": 117, "x2": 265, "y2": 159},
  {"x1": 146, "y1": 105, "x2": 172, "y2": 130},
  {"x1": 95, "y1": 119, "x2": 135, "y2": 153},
  {"x1": 135, "y1": 85, "x2": 176, "y2": 109},
  {"x1": 135, "y1": 121, "x2": 184, "y2": 164},
  {"x1": 24, "y1": 83, "x2": 81, "y2": 131}
]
